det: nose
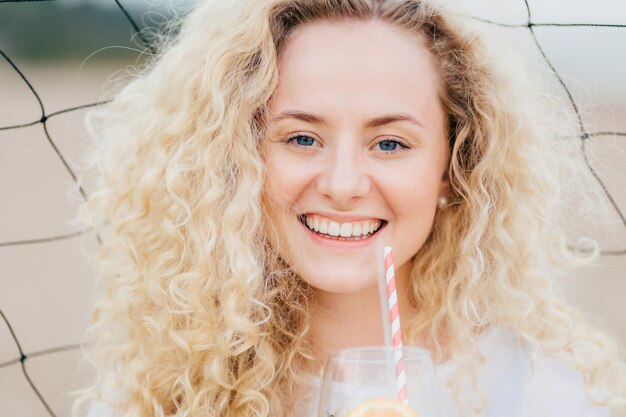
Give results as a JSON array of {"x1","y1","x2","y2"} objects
[{"x1": 316, "y1": 142, "x2": 371, "y2": 208}]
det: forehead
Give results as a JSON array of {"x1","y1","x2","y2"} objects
[{"x1": 271, "y1": 19, "x2": 444, "y2": 124}]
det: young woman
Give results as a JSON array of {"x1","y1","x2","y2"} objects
[{"x1": 74, "y1": 0, "x2": 625, "y2": 416}]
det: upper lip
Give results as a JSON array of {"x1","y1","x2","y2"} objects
[{"x1": 300, "y1": 211, "x2": 386, "y2": 223}]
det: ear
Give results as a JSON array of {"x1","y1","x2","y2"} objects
[{"x1": 438, "y1": 164, "x2": 450, "y2": 198}]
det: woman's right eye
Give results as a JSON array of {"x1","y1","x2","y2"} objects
[{"x1": 285, "y1": 134, "x2": 317, "y2": 147}]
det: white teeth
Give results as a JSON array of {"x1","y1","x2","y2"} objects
[
  {"x1": 327, "y1": 221, "x2": 341, "y2": 236},
  {"x1": 302, "y1": 215, "x2": 383, "y2": 238},
  {"x1": 340, "y1": 223, "x2": 352, "y2": 237}
]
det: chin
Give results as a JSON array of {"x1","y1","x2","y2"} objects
[{"x1": 301, "y1": 270, "x2": 378, "y2": 295}]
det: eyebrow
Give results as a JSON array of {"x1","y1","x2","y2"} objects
[
  {"x1": 365, "y1": 113, "x2": 425, "y2": 129},
  {"x1": 271, "y1": 111, "x2": 426, "y2": 129}
]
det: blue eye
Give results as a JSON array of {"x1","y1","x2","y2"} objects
[
  {"x1": 286, "y1": 134, "x2": 316, "y2": 147},
  {"x1": 377, "y1": 139, "x2": 409, "y2": 153}
]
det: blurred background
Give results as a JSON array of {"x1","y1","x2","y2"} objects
[{"x1": 0, "y1": 0, "x2": 624, "y2": 416}]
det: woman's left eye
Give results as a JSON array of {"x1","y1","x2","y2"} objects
[{"x1": 376, "y1": 139, "x2": 409, "y2": 153}]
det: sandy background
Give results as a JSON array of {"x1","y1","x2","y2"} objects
[{"x1": 1, "y1": 4, "x2": 626, "y2": 417}]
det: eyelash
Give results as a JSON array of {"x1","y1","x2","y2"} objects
[
  {"x1": 376, "y1": 138, "x2": 410, "y2": 154},
  {"x1": 284, "y1": 134, "x2": 410, "y2": 154},
  {"x1": 285, "y1": 134, "x2": 317, "y2": 148}
]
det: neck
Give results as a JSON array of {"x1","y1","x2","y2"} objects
[{"x1": 307, "y1": 264, "x2": 415, "y2": 371}]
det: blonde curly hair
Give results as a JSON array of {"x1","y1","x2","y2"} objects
[{"x1": 72, "y1": 0, "x2": 625, "y2": 416}]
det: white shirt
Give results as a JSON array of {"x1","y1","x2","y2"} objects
[
  {"x1": 306, "y1": 328, "x2": 611, "y2": 417},
  {"x1": 87, "y1": 329, "x2": 611, "y2": 417}
]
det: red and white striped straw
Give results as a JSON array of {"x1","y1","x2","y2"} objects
[{"x1": 384, "y1": 246, "x2": 408, "y2": 404}]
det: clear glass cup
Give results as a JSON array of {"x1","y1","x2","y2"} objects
[{"x1": 318, "y1": 346, "x2": 444, "y2": 417}]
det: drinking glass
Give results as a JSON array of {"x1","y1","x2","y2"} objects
[{"x1": 318, "y1": 346, "x2": 444, "y2": 417}]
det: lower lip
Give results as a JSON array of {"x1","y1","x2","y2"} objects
[{"x1": 299, "y1": 220, "x2": 386, "y2": 251}]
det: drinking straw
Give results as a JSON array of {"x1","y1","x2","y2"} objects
[{"x1": 375, "y1": 239, "x2": 408, "y2": 405}]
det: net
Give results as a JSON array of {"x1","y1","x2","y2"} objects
[{"x1": 0, "y1": 0, "x2": 624, "y2": 416}]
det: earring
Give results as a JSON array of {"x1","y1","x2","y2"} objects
[{"x1": 437, "y1": 195, "x2": 448, "y2": 209}]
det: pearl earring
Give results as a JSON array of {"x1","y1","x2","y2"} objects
[{"x1": 437, "y1": 196, "x2": 448, "y2": 209}]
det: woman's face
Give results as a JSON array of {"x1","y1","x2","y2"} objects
[{"x1": 262, "y1": 20, "x2": 449, "y2": 295}]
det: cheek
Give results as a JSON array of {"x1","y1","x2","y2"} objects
[
  {"x1": 388, "y1": 165, "x2": 442, "y2": 210},
  {"x1": 361, "y1": 165, "x2": 442, "y2": 287},
  {"x1": 385, "y1": 164, "x2": 443, "y2": 257},
  {"x1": 266, "y1": 165, "x2": 299, "y2": 208},
  {"x1": 263, "y1": 153, "x2": 312, "y2": 224}
]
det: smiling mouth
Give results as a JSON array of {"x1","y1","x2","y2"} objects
[{"x1": 297, "y1": 214, "x2": 387, "y2": 241}]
